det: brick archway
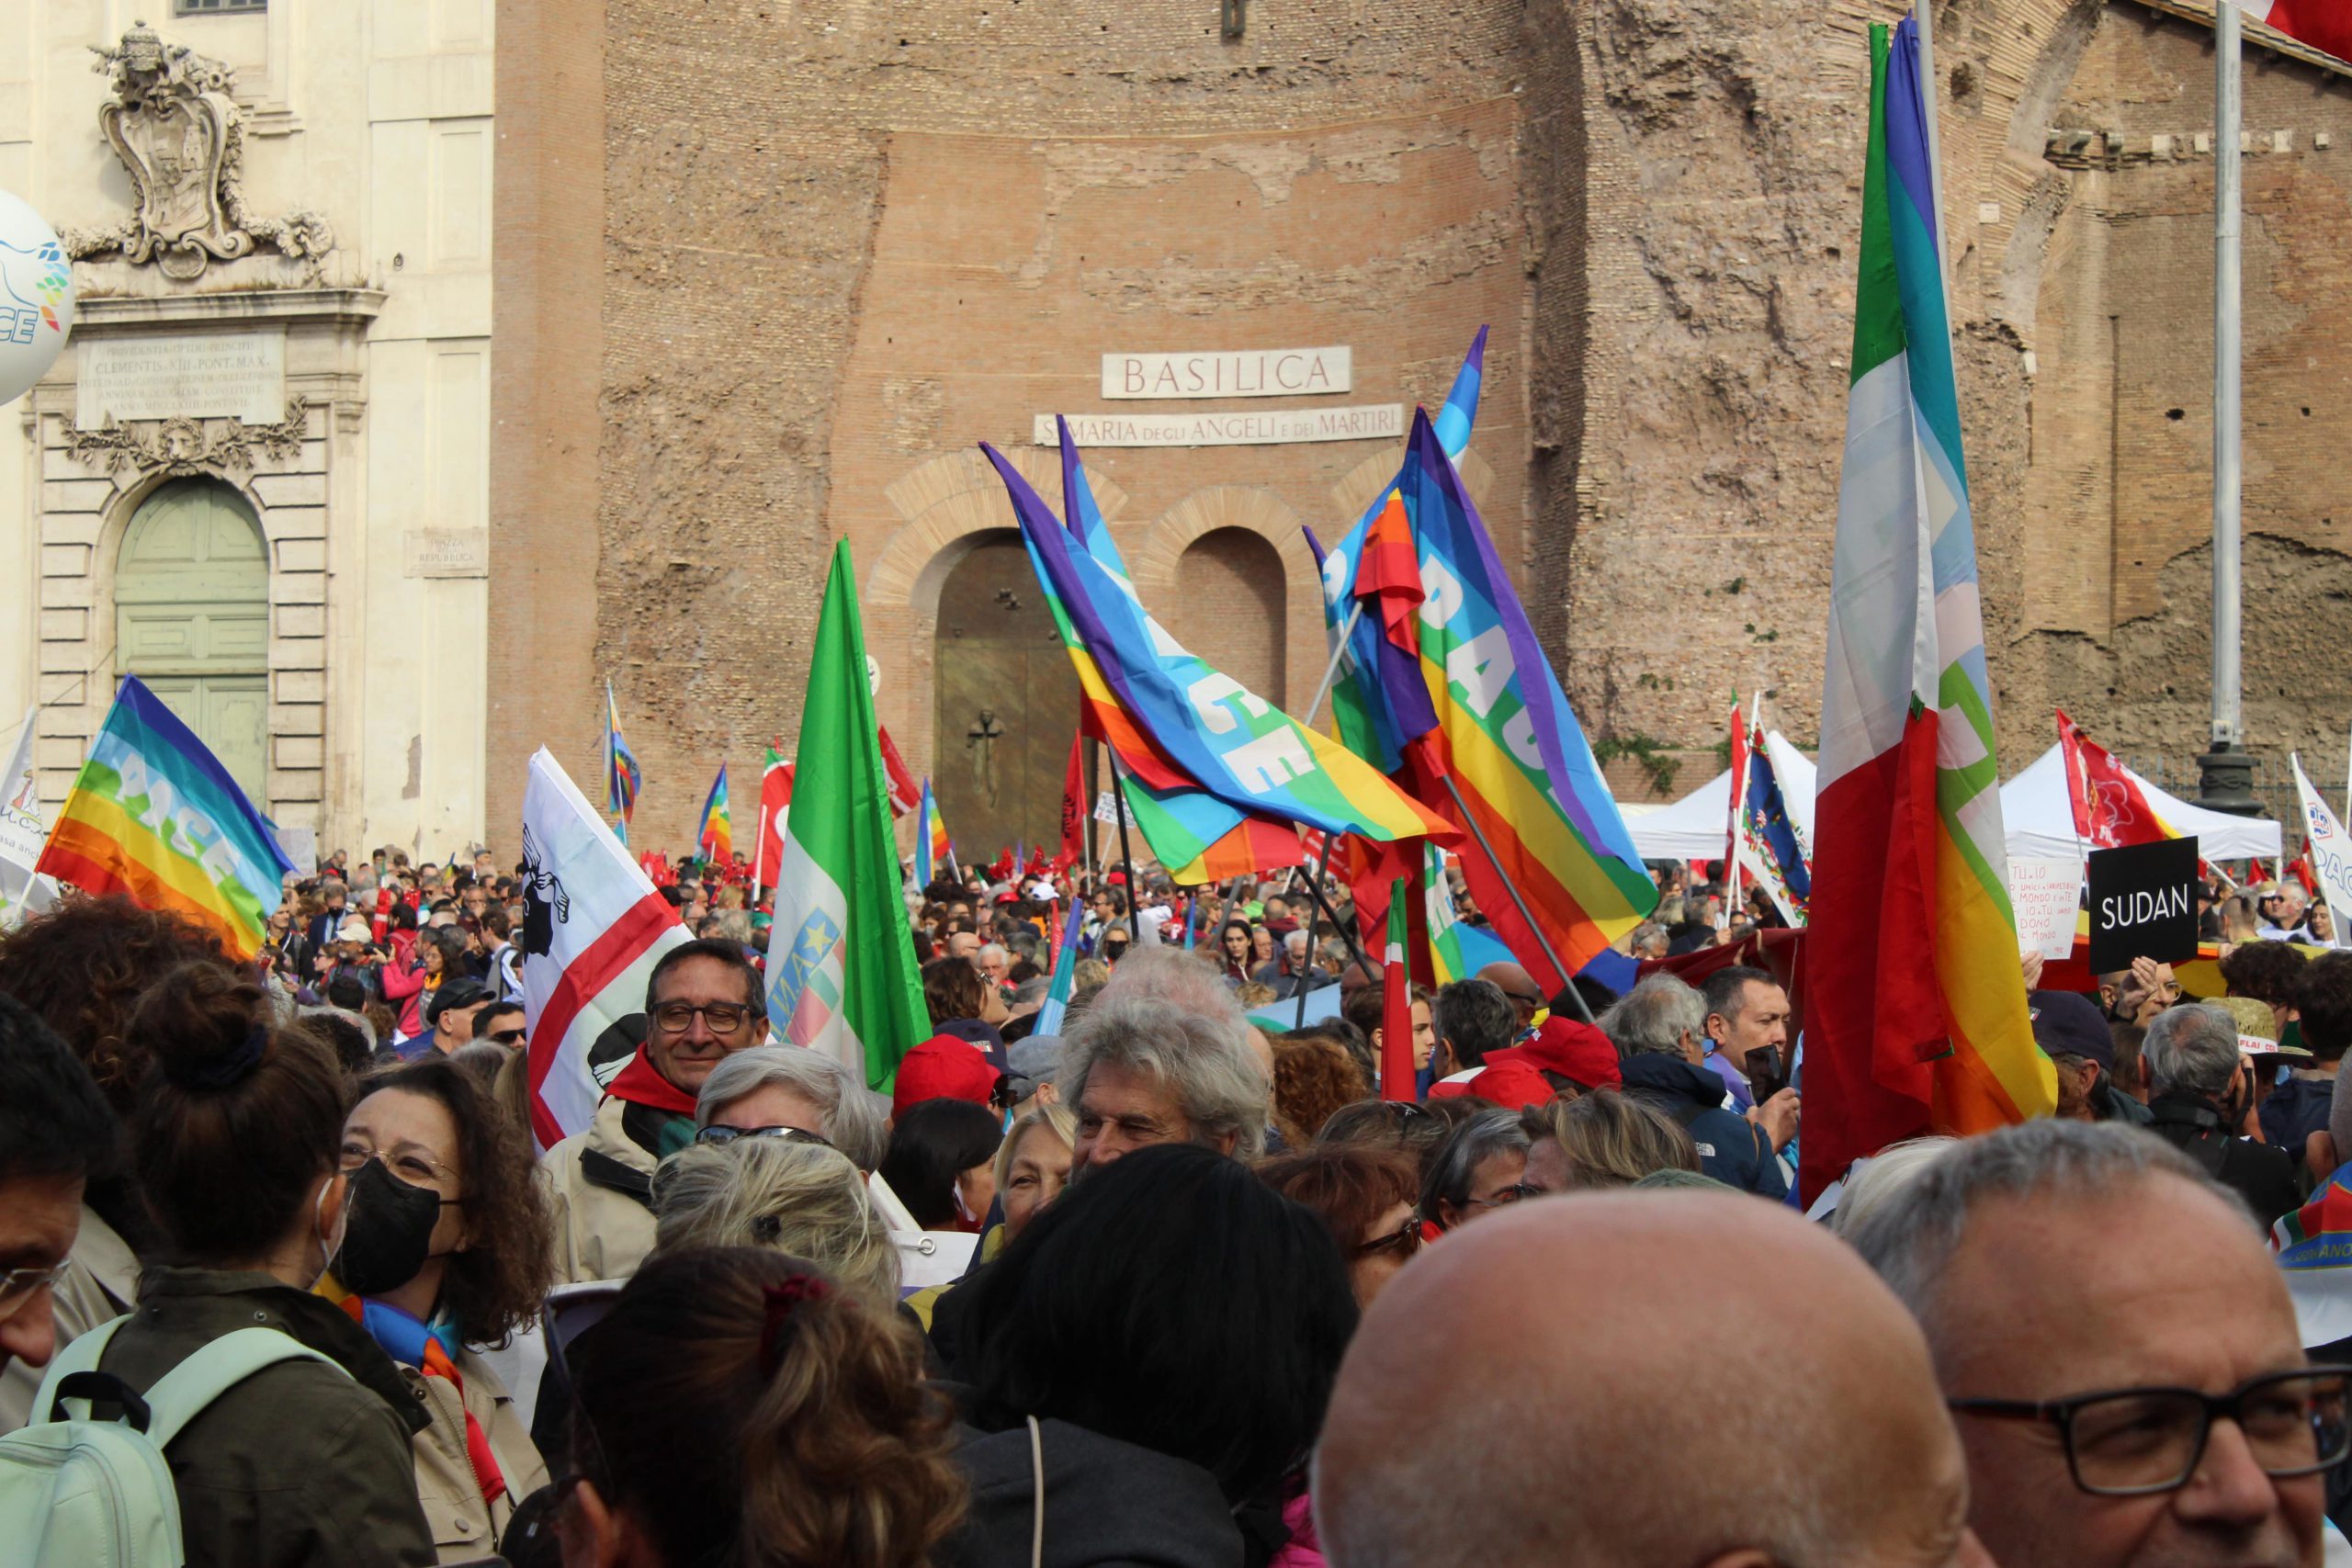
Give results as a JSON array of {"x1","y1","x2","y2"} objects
[{"x1": 1132, "y1": 486, "x2": 1324, "y2": 714}]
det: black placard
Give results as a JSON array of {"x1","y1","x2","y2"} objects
[{"x1": 2086, "y1": 837, "x2": 2200, "y2": 974}]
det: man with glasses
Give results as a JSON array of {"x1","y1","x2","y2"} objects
[
  {"x1": 1848, "y1": 1119, "x2": 2343, "y2": 1568},
  {"x1": 1419, "y1": 1109, "x2": 1536, "y2": 1231},
  {"x1": 544, "y1": 939, "x2": 770, "y2": 1282},
  {"x1": 470, "y1": 1000, "x2": 527, "y2": 1051}
]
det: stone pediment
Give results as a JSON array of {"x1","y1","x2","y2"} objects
[{"x1": 62, "y1": 21, "x2": 332, "y2": 283}]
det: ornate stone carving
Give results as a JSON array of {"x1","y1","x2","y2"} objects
[
  {"x1": 62, "y1": 22, "x2": 332, "y2": 280},
  {"x1": 61, "y1": 400, "x2": 310, "y2": 478}
]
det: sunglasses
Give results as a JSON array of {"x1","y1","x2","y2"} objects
[
  {"x1": 1351, "y1": 1224, "x2": 1421, "y2": 1262},
  {"x1": 694, "y1": 1123, "x2": 836, "y2": 1151},
  {"x1": 485, "y1": 1027, "x2": 526, "y2": 1046}
]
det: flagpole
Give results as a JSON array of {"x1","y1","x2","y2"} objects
[
  {"x1": 1106, "y1": 750, "x2": 1140, "y2": 923},
  {"x1": 1294, "y1": 829, "x2": 1341, "y2": 1029},
  {"x1": 1302, "y1": 603, "x2": 1366, "y2": 731},
  {"x1": 1440, "y1": 774, "x2": 1597, "y2": 1024}
]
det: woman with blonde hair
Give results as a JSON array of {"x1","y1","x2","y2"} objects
[
  {"x1": 652, "y1": 1137, "x2": 899, "y2": 1314},
  {"x1": 991, "y1": 1102, "x2": 1077, "y2": 1246},
  {"x1": 1521, "y1": 1089, "x2": 1701, "y2": 1192}
]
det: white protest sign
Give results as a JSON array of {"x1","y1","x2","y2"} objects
[
  {"x1": 1093, "y1": 790, "x2": 1120, "y2": 826},
  {"x1": 2007, "y1": 854, "x2": 2084, "y2": 961},
  {"x1": 2291, "y1": 753, "x2": 2352, "y2": 951},
  {"x1": 0, "y1": 707, "x2": 46, "y2": 902}
]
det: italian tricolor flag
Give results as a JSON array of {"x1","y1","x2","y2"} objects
[
  {"x1": 765, "y1": 540, "x2": 932, "y2": 1091},
  {"x1": 1803, "y1": 19, "x2": 2054, "y2": 1201}
]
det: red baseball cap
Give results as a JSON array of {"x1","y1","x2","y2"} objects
[
  {"x1": 1486, "y1": 1017, "x2": 1623, "y2": 1090},
  {"x1": 890, "y1": 1034, "x2": 1001, "y2": 1120}
]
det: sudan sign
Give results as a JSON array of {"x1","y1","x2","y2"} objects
[{"x1": 2086, "y1": 835, "x2": 2200, "y2": 973}]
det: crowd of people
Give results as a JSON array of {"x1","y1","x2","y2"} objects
[{"x1": 3, "y1": 838, "x2": 2351, "y2": 1567}]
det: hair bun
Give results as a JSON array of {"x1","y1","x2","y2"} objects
[{"x1": 137, "y1": 962, "x2": 272, "y2": 1096}]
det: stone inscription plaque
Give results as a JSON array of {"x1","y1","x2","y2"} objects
[
  {"x1": 76, "y1": 332, "x2": 286, "y2": 427},
  {"x1": 402, "y1": 529, "x2": 490, "y2": 580},
  {"x1": 1035, "y1": 403, "x2": 1403, "y2": 448},
  {"x1": 1100, "y1": 346, "x2": 1351, "y2": 400}
]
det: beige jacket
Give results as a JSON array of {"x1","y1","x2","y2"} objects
[
  {"x1": 0, "y1": 1203, "x2": 140, "y2": 1431},
  {"x1": 401, "y1": 1344, "x2": 548, "y2": 1562},
  {"x1": 542, "y1": 1095, "x2": 662, "y2": 1284}
]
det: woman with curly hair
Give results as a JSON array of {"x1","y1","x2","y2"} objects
[
  {"x1": 333, "y1": 1055, "x2": 558, "y2": 1557},
  {"x1": 1271, "y1": 1033, "x2": 1370, "y2": 1146},
  {"x1": 560, "y1": 1247, "x2": 966, "y2": 1568}
]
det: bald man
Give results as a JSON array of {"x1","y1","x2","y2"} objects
[
  {"x1": 1316, "y1": 1191, "x2": 1987, "y2": 1568},
  {"x1": 1476, "y1": 961, "x2": 1546, "y2": 1031},
  {"x1": 1848, "y1": 1119, "x2": 2336, "y2": 1568}
]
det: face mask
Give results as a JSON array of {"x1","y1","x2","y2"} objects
[{"x1": 332, "y1": 1158, "x2": 454, "y2": 1297}]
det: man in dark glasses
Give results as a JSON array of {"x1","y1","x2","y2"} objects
[{"x1": 1847, "y1": 1120, "x2": 2337, "y2": 1568}]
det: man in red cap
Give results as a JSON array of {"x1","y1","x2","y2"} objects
[
  {"x1": 1485, "y1": 1018, "x2": 1623, "y2": 1095},
  {"x1": 890, "y1": 1033, "x2": 1003, "y2": 1122}
]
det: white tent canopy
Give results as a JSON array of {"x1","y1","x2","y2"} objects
[
  {"x1": 1620, "y1": 731, "x2": 1817, "y2": 863},
  {"x1": 1620, "y1": 737, "x2": 2279, "y2": 864},
  {"x1": 1998, "y1": 744, "x2": 2281, "y2": 863}
]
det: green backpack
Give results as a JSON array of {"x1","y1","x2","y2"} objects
[{"x1": 1, "y1": 1317, "x2": 346, "y2": 1568}]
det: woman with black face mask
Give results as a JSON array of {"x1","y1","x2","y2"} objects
[{"x1": 329, "y1": 1055, "x2": 557, "y2": 1560}]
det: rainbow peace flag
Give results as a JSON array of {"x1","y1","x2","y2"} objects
[
  {"x1": 985, "y1": 434, "x2": 1447, "y2": 873},
  {"x1": 915, "y1": 777, "x2": 956, "y2": 886},
  {"x1": 35, "y1": 676, "x2": 294, "y2": 958},
  {"x1": 603, "y1": 681, "x2": 641, "y2": 837},
  {"x1": 1802, "y1": 18, "x2": 2053, "y2": 1199},
  {"x1": 696, "y1": 764, "x2": 732, "y2": 863}
]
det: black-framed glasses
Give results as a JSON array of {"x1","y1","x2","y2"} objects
[
  {"x1": 652, "y1": 1000, "x2": 753, "y2": 1035},
  {"x1": 693, "y1": 1123, "x2": 836, "y2": 1151},
  {"x1": 1950, "y1": 1369, "x2": 2352, "y2": 1495}
]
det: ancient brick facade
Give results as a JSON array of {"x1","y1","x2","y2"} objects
[{"x1": 489, "y1": 0, "x2": 2352, "y2": 851}]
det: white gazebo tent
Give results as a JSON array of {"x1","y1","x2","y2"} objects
[
  {"x1": 1620, "y1": 732, "x2": 1818, "y2": 863},
  {"x1": 1996, "y1": 744, "x2": 2281, "y2": 863}
]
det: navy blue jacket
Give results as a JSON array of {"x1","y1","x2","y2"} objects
[
  {"x1": 2259, "y1": 1073, "x2": 2335, "y2": 1168},
  {"x1": 1620, "y1": 1053, "x2": 1789, "y2": 1199}
]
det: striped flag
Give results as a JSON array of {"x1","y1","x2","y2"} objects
[
  {"x1": 695, "y1": 764, "x2": 732, "y2": 863},
  {"x1": 35, "y1": 676, "x2": 293, "y2": 958},
  {"x1": 915, "y1": 778, "x2": 956, "y2": 887},
  {"x1": 518, "y1": 747, "x2": 688, "y2": 1145},
  {"x1": 753, "y1": 747, "x2": 794, "y2": 887},
  {"x1": 1381, "y1": 876, "x2": 1415, "y2": 1100},
  {"x1": 1033, "y1": 891, "x2": 1087, "y2": 1035},
  {"x1": 1803, "y1": 18, "x2": 2054, "y2": 1200},
  {"x1": 766, "y1": 541, "x2": 933, "y2": 1089},
  {"x1": 602, "y1": 681, "x2": 641, "y2": 838}
]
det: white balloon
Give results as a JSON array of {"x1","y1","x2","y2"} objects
[{"x1": 0, "y1": 189, "x2": 74, "y2": 407}]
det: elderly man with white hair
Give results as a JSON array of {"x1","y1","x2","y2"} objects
[
  {"x1": 1058, "y1": 946, "x2": 1272, "y2": 1171},
  {"x1": 2141, "y1": 1000, "x2": 2300, "y2": 1228}
]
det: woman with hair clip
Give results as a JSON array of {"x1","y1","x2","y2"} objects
[
  {"x1": 330, "y1": 1055, "x2": 559, "y2": 1560},
  {"x1": 552, "y1": 1247, "x2": 966, "y2": 1568},
  {"x1": 69, "y1": 960, "x2": 435, "y2": 1565}
]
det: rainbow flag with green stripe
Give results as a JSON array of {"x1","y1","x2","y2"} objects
[
  {"x1": 1801, "y1": 17, "x2": 2053, "y2": 1200},
  {"x1": 37, "y1": 676, "x2": 294, "y2": 958}
]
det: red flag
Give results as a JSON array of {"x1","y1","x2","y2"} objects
[
  {"x1": 754, "y1": 750, "x2": 795, "y2": 886},
  {"x1": 2234, "y1": 0, "x2": 2352, "y2": 62},
  {"x1": 876, "y1": 724, "x2": 920, "y2": 819},
  {"x1": 2056, "y1": 709, "x2": 2173, "y2": 850},
  {"x1": 1724, "y1": 702, "x2": 1750, "y2": 869},
  {"x1": 1380, "y1": 874, "x2": 1416, "y2": 1100},
  {"x1": 1358, "y1": 491, "x2": 1427, "y2": 654},
  {"x1": 1059, "y1": 731, "x2": 1087, "y2": 865}
]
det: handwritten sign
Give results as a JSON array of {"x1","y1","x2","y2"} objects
[
  {"x1": 2007, "y1": 855, "x2": 2084, "y2": 961},
  {"x1": 1101, "y1": 346, "x2": 1350, "y2": 400}
]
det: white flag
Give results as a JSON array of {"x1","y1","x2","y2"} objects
[
  {"x1": 0, "y1": 707, "x2": 54, "y2": 925},
  {"x1": 521, "y1": 747, "x2": 689, "y2": 1145},
  {"x1": 2290, "y1": 753, "x2": 2352, "y2": 952}
]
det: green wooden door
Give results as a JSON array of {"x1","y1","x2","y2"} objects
[{"x1": 115, "y1": 481, "x2": 270, "y2": 802}]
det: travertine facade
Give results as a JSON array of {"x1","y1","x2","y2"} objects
[{"x1": 492, "y1": 0, "x2": 2352, "y2": 852}]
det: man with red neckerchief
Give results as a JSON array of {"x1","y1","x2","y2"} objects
[{"x1": 543, "y1": 938, "x2": 770, "y2": 1282}]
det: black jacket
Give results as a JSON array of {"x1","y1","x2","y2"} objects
[
  {"x1": 2260, "y1": 1073, "x2": 2337, "y2": 1168},
  {"x1": 1620, "y1": 1054, "x2": 1789, "y2": 1200},
  {"x1": 2148, "y1": 1091, "x2": 2302, "y2": 1228},
  {"x1": 945, "y1": 1418, "x2": 1243, "y2": 1568}
]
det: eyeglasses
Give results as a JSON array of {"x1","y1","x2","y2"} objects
[
  {"x1": 693, "y1": 1123, "x2": 836, "y2": 1151},
  {"x1": 1351, "y1": 1224, "x2": 1421, "y2": 1262},
  {"x1": 0, "y1": 1261, "x2": 70, "y2": 1323},
  {"x1": 1463, "y1": 1181, "x2": 1542, "y2": 1211},
  {"x1": 651, "y1": 1000, "x2": 753, "y2": 1035},
  {"x1": 1950, "y1": 1369, "x2": 2352, "y2": 1495},
  {"x1": 485, "y1": 1027, "x2": 526, "y2": 1046},
  {"x1": 338, "y1": 1144, "x2": 461, "y2": 1193}
]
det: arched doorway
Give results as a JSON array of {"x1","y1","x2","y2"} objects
[
  {"x1": 931, "y1": 534, "x2": 1080, "y2": 868},
  {"x1": 115, "y1": 479, "x2": 270, "y2": 802},
  {"x1": 1169, "y1": 527, "x2": 1286, "y2": 700}
]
